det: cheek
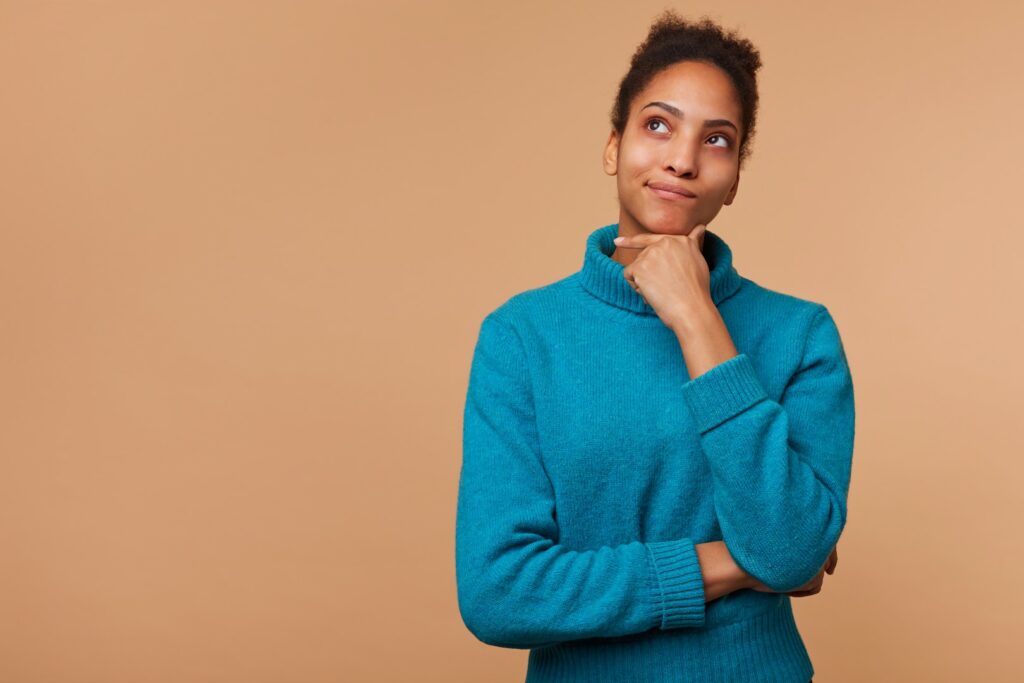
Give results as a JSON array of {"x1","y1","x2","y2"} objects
[
  {"x1": 617, "y1": 138, "x2": 655, "y2": 171},
  {"x1": 704, "y1": 165, "x2": 737, "y2": 195}
]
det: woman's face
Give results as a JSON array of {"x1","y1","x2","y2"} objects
[{"x1": 603, "y1": 59, "x2": 743, "y2": 237}]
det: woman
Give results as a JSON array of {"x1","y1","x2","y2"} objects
[{"x1": 456, "y1": 11, "x2": 854, "y2": 683}]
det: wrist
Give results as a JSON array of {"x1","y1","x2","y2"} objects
[
  {"x1": 720, "y1": 543, "x2": 755, "y2": 591},
  {"x1": 696, "y1": 540, "x2": 754, "y2": 601},
  {"x1": 669, "y1": 300, "x2": 721, "y2": 338},
  {"x1": 733, "y1": 565, "x2": 756, "y2": 591}
]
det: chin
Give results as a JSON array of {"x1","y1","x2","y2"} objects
[{"x1": 641, "y1": 211, "x2": 691, "y2": 235}]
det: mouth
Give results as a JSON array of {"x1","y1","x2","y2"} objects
[{"x1": 646, "y1": 181, "x2": 697, "y2": 201}]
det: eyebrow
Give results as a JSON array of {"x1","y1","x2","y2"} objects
[{"x1": 640, "y1": 101, "x2": 738, "y2": 133}]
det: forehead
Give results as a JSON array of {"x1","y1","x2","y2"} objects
[{"x1": 633, "y1": 60, "x2": 741, "y2": 120}]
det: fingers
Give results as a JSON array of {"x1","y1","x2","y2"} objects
[
  {"x1": 622, "y1": 267, "x2": 649, "y2": 304},
  {"x1": 791, "y1": 555, "x2": 838, "y2": 597},
  {"x1": 613, "y1": 223, "x2": 706, "y2": 249},
  {"x1": 826, "y1": 546, "x2": 838, "y2": 575},
  {"x1": 613, "y1": 234, "x2": 646, "y2": 248},
  {"x1": 787, "y1": 547, "x2": 840, "y2": 597},
  {"x1": 790, "y1": 575, "x2": 825, "y2": 597}
]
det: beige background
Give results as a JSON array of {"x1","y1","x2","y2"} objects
[{"x1": 1, "y1": 1, "x2": 1022, "y2": 681}]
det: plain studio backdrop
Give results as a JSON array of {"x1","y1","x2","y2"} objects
[{"x1": 1, "y1": 1, "x2": 1022, "y2": 681}]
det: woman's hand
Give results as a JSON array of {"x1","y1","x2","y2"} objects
[
  {"x1": 749, "y1": 545, "x2": 839, "y2": 597},
  {"x1": 614, "y1": 224, "x2": 713, "y2": 332}
]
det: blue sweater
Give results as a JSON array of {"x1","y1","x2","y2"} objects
[{"x1": 456, "y1": 222, "x2": 856, "y2": 682}]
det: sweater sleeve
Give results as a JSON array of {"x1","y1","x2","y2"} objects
[
  {"x1": 681, "y1": 305, "x2": 856, "y2": 593},
  {"x1": 456, "y1": 312, "x2": 707, "y2": 650}
]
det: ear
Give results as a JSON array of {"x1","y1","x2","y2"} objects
[
  {"x1": 602, "y1": 129, "x2": 620, "y2": 176},
  {"x1": 723, "y1": 171, "x2": 740, "y2": 205}
]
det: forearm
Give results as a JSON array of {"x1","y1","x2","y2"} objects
[
  {"x1": 681, "y1": 311, "x2": 756, "y2": 602},
  {"x1": 695, "y1": 540, "x2": 754, "y2": 602},
  {"x1": 680, "y1": 307, "x2": 855, "y2": 591},
  {"x1": 670, "y1": 303, "x2": 738, "y2": 380}
]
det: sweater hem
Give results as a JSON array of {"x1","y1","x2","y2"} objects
[{"x1": 525, "y1": 597, "x2": 813, "y2": 683}]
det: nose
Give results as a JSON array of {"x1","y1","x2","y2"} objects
[{"x1": 664, "y1": 135, "x2": 699, "y2": 178}]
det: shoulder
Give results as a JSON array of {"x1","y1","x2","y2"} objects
[
  {"x1": 468, "y1": 275, "x2": 579, "y2": 376},
  {"x1": 735, "y1": 275, "x2": 827, "y2": 318},
  {"x1": 729, "y1": 275, "x2": 847, "y2": 358},
  {"x1": 477, "y1": 273, "x2": 580, "y2": 333},
  {"x1": 725, "y1": 277, "x2": 852, "y2": 393},
  {"x1": 732, "y1": 274, "x2": 835, "y2": 330}
]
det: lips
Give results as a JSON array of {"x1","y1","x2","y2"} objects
[{"x1": 647, "y1": 181, "x2": 697, "y2": 198}]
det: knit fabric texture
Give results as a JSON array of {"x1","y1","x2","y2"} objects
[{"x1": 456, "y1": 223, "x2": 856, "y2": 683}]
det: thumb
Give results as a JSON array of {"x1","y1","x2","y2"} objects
[{"x1": 689, "y1": 223, "x2": 707, "y2": 243}]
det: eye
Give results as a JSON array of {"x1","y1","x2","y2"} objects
[
  {"x1": 708, "y1": 134, "x2": 731, "y2": 148},
  {"x1": 645, "y1": 117, "x2": 669, "y2": 133}
]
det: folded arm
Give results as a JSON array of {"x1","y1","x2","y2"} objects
[
  {"x1": 679, "y1": 305, "x2": 856, "y2": 593},
  {"x1": 456, "y1": 312, "x2": 712, "y2": 650}
]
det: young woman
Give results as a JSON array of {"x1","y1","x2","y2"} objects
[{"x1": 456, "y1": 11, "x2": 854, "y2": 683}]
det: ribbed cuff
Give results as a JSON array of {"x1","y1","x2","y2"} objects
[
  {"x1": 682, "y1": 353, "x2": 768, "y2": 434},
  {"x1": 645, "y1": 538, "x2": 706, "y2": 629}
]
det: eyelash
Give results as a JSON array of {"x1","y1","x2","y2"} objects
[{"x1": 645, "y1": 117, "x2": 731, "y2": 148}]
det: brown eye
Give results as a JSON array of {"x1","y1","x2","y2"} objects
[
  {"x1": 646, "y1": 119, "x2": 668, "y2": 133},
  {"x1": 708, "y1": 134, "x2": 730, "y2": 148}
]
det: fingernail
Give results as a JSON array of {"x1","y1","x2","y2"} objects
[{"x1": 613, "y1": 237, "x2": 623, "y2": 244}]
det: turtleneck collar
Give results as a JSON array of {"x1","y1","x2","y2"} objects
[{"x1": 578, "y1": 223, "x2": 743, "y2": 316}]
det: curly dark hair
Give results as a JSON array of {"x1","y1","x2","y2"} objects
[{"x1": 610, "y1": 11, "x2": 763, "y2": 169}]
